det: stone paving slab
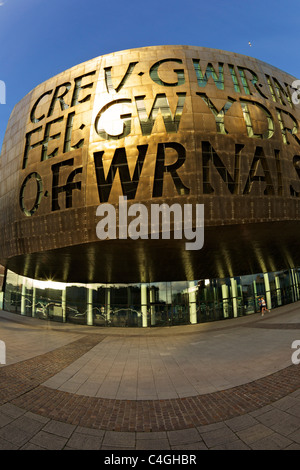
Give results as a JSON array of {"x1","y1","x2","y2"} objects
[{"x1": 39, "y1": 310, "x2": 299, "y2": 400}]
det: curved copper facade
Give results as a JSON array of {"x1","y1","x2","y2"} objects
[{"x1": 0, "y1": 45, "x2": 300, "y2": 283}]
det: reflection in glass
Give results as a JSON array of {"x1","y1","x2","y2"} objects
[{"x1": 2, "y1": 267, "x2": 300, "y2": 328}]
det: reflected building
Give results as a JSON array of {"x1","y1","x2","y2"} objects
[{"x1": 0, "y1": 45, "x2": 300, "y2": 327}]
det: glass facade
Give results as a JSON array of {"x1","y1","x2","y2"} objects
[{"x1": 1, "y1": 267, "x2": 300, "y2": 328}]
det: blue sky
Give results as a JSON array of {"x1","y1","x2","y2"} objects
[{"x1": 0, "y1": 0, "x2": 299, "y2": 150}]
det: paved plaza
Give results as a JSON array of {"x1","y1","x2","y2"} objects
[{"x1": 0, "y1": 302, "x2": 300, "y2": 450}]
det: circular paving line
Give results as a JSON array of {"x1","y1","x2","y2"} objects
[{"x1": 0, "y1": 328, "x2": 300, "y2": 432}]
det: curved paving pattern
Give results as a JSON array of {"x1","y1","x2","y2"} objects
[
  {"x1": 0, "y1": 332, "x2": 299, "y2": 432},
  {"x1": 0, "y1": 306, "x2": 300, "y2": 449},
  {"x1": 9, "y1": 362, "x2": 300, "y2": 433}
]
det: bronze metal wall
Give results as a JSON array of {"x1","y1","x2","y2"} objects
[{"x1": 0, "y1": 45, "x2": 300, "y2": 283}]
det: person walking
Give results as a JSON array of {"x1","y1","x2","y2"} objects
[{"x1": 260, "y1": 296, "x2": 269, "y2": 316}]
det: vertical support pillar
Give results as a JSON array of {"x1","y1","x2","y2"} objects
[
  {"x1": 289, "y1": 269, "x2": 295, "y2": 302},
  {"x1": 62, "y1": 289, "x2": 66, "y2": 323},
  {"x1": 150, "y1": 286, "x2": 156, "y2": 326},
  {"x1": 253, "y1": 279, "x2": 258, "y2": 311},
  {"x1": 87, "y1": 286, "x2": 93, "y2": 326},
  {"x1": 141, "y1": 284, "x2": 148, "y2": 328},
  {"x1": 230, "y1": 278, "x2": 238, "y2": 317},
  {"x1": 275, "y1": 275, "x2": 282, "y2": 306},
  {"x1": 32, "y1": 287, "x2": 36, "y2": 317},
  {"x1": 105, "y1": 287, "x2": 111, "y2": 323},
  {"x1": 296, "y1": 270, "x2": 300, "y2": 300},
  {"x1": 291, "y1": 269, "x2": 299, "y2": 301},
  {"x1": 222, "y1": 283, "x2": 229, "y2": 318},
  {"x1": 204, "y1": 284, "x2": 208, "y2": 302},
  {"x1": 264, "y1": 273, "x2": 272, "y2": 310},
  {"x1": 213, "y1": 284, "x2": 217, "y2": 308},
  {"x1": 189, "y1": 281, "x2": 197, "y2": 324},
  {"x1": 21, "y1": 283, "x2": 26, "y2": 315}
]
